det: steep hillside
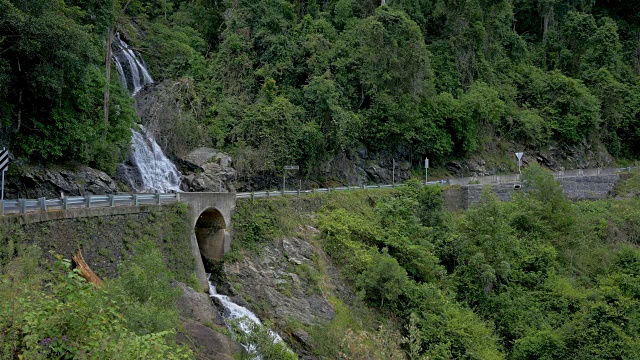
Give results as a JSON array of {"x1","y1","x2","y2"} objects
[
  {"x1": 220, "y1": 167, "x2": 640, "y2": 359},
  {"x1": 1, "y1": 1, "x2": 640, "y2": 187}
]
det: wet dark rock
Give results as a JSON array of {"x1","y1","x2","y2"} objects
[{"x1": 178, "y1": 321, "x2": 242, "y2": 360}]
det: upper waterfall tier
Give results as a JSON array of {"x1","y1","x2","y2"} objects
[{"x1": 112, "y1": 33, "x2": 154, "y2": 95}]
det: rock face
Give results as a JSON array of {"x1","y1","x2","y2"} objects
[
  {"x1": 173, "y1": 281, "x2": 242, "y2": 360},
  {"x1": 445, "y1": 142, "x2": 614, "y2": 178},
  {"x1": 235, "y1": 148, "x2": 412, "y2": 191},
  {"x1": 178, "y1": 321, "x2": 242, "y2": 360},
  {"x1": 177, "y1": 147, "x2": 237, "y2": 193},
  {"x1": 222, "y1": 237, "x2": 336, "y2": 327},
  {"x1": 6, "y1": 164, "x2": 123, "y2": 199},
  {"x1": 173, "y1": 281, "x2": 225, "y2": 326}
]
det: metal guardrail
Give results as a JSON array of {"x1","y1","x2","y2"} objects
[
  {"x1": 235, "y1": 167, "x2": 636, "y2": 199},
  {"x1": 236, "y1": 181, "x2": 449, "y2": 200},
  {"x1": 1, "y1": 193, "x2": 178, "y2": 216},
  {"x1": 2, "y1": 167, "x2": 635, "y2": 216}
]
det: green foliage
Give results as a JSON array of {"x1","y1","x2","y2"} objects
[
  {"x1": 5, "y1": 0, "x2": 640, "y2": 174},
  {"x1": 0, "y1": 240, "x2": 191, "y2": 359},
  {"x1": 228, "y1": 319, "x2": 297, "y2": 360},
  {"x1": 227, "y1": 181, "x2": 637, "y2": 358},
  {"x1": 111, "y1": 238, "x2": 181, "y2": 335},
  {"x1": 0, "y1": 0, "x2": 136, "y2": 172}
]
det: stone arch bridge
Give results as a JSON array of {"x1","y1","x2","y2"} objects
[{"x1": 177, "y1": 192, "x2": 236, "y2": 288}]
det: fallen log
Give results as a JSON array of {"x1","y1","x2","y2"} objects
[{"x1": 72, "y1": 250, "x2": 104, "y2": 289}]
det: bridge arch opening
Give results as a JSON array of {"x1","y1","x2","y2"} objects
[{"x1": 194, "y1": 208, "x2": 227, "y2": 264}]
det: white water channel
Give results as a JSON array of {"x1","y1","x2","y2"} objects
[
  {"x1": 207, "y1": 275, "x2": 286, "y2": 358},
  {"x1": 113, "y1": 33, "x2": 290, "y2": 357}
]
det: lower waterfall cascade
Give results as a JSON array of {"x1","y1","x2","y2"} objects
[
  {"x1": 207, "y1": 275, "x2": 289, "y2": 358},
  {"x1": 127, "y1": 125, "x2": 182, "y2": 193}
]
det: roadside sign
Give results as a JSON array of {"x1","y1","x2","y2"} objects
[
  {"x1": 0, "y1": 147, "x2": 8, "y2": 202},
  {"x1": 515, "y1": 152, "x2": 524, "y2": 173},
  {"x1": 0, "y1": 149, "x2": 8, "y2": 172}
]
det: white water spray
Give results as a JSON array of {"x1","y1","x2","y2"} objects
[
  {"x1": 112, "y1": 33, "x2": 154, "y2": 95},
  {"x1": 207, "y1": 275, "x2": 286, "y2": 357},
  {"x1": 129, "y1": 125, "x2": 182, "y2": 193}
]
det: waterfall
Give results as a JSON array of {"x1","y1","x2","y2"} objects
[
  {"x1": 207, "y1": 275, "x2": 287, "y2": 358},
  {"x1": 111, "y1": 33, "x2": 154, "y2": 95},
  {"x1": 127, "y1": 125, "x2": 182, "y2": 193},
  {"x1": 112, "y1": 34, "x2": 182, "y2": 193}
]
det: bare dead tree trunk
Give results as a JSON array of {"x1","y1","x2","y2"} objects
[
  {"x1": 381, "y1": 0, "x2": 386, "y2": 5},
  {"x1": 72, "y1": 250, "x2": 104, "y2": 289}
]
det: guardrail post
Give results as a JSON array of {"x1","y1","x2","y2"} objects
[
  {"x1": 297, "y1": 188, "x2": 300, "y2": 195},
  {"x1": 378, "y1": 184, "x2": 381, "y2": 189},
  {"x1": 266, "y1": 191, "x2": 270, "y2": 198},
  {"x1": 134, "y1": 194, "x2": 139, "y2": 206},
  {"x1": 109, "y1": 194, "x2": 115, "y2": 207},
  {"x1": 251, "y1": 192, "x2": 254, "y2": 201},
  {"x1": 85, "y1": 195, "x2": 91, "y2": 208},
  {"x1": 63, "y1": 197, "x2": 68, "y2": 210},
  {"x1": 19, "y1": 199, "x2": 26, "y2": 214},
  {"x1": 156, "y1": 193, "x2": 161, "y2": 205},
  {"x1": 40, "y1": 197, "x2": 46, "y2": 212}
]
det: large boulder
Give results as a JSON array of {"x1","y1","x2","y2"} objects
[
  {"x1": 178, "y1": 148, "x2": 237, "y2": 193},
  {"x1": 178, "y1": 321, "x2": 243, "y2": 360},
  {"x1": 173, "y1": 281, "x2": 225, "y2": 326},
  {"x1": 173, "y1": 281, "x2": 243, "y2": 360}
]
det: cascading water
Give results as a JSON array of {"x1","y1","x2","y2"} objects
[
  {"x1": 127, "y1": 125, "x2": 182, "y2": 193},
  {"x1": 207, "y1": 275, "x2": 288, "y2": 358},
  {"x1": 112, "y1": 34, "x2": 182, "y2": 193},
  {"x1": 112, "y1": 33, "x2": 154, "y2": 95}
]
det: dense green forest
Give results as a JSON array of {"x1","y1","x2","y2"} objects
[
  {"x1": 231, "y1": 167, "x2": 640, "y2": 359},
  {"x1": 1, "y1": 0, "x2": 640, "y2": 174}
]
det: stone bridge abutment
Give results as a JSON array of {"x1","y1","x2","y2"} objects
[{"x1": 177, "y1": 192, "x2": 236, "y2": 289}]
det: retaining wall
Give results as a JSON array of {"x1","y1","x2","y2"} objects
[{"x1": 444, "y1": 174, "x2": 622, "y2": 211}]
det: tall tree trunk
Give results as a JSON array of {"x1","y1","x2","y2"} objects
[{"x1": 104, "y1": 26, "x2": 113, "y2": 129}]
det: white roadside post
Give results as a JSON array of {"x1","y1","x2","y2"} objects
[
  {"x1": 515, "y1": 152, "x2": 524, "y2": 174},
  {"x1": 425, "y1": 158, "x2": 429, "y2": 185}
]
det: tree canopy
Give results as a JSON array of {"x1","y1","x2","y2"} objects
[{"x1": 1, "y1": 0, "x2": 640, "y2": 175}]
